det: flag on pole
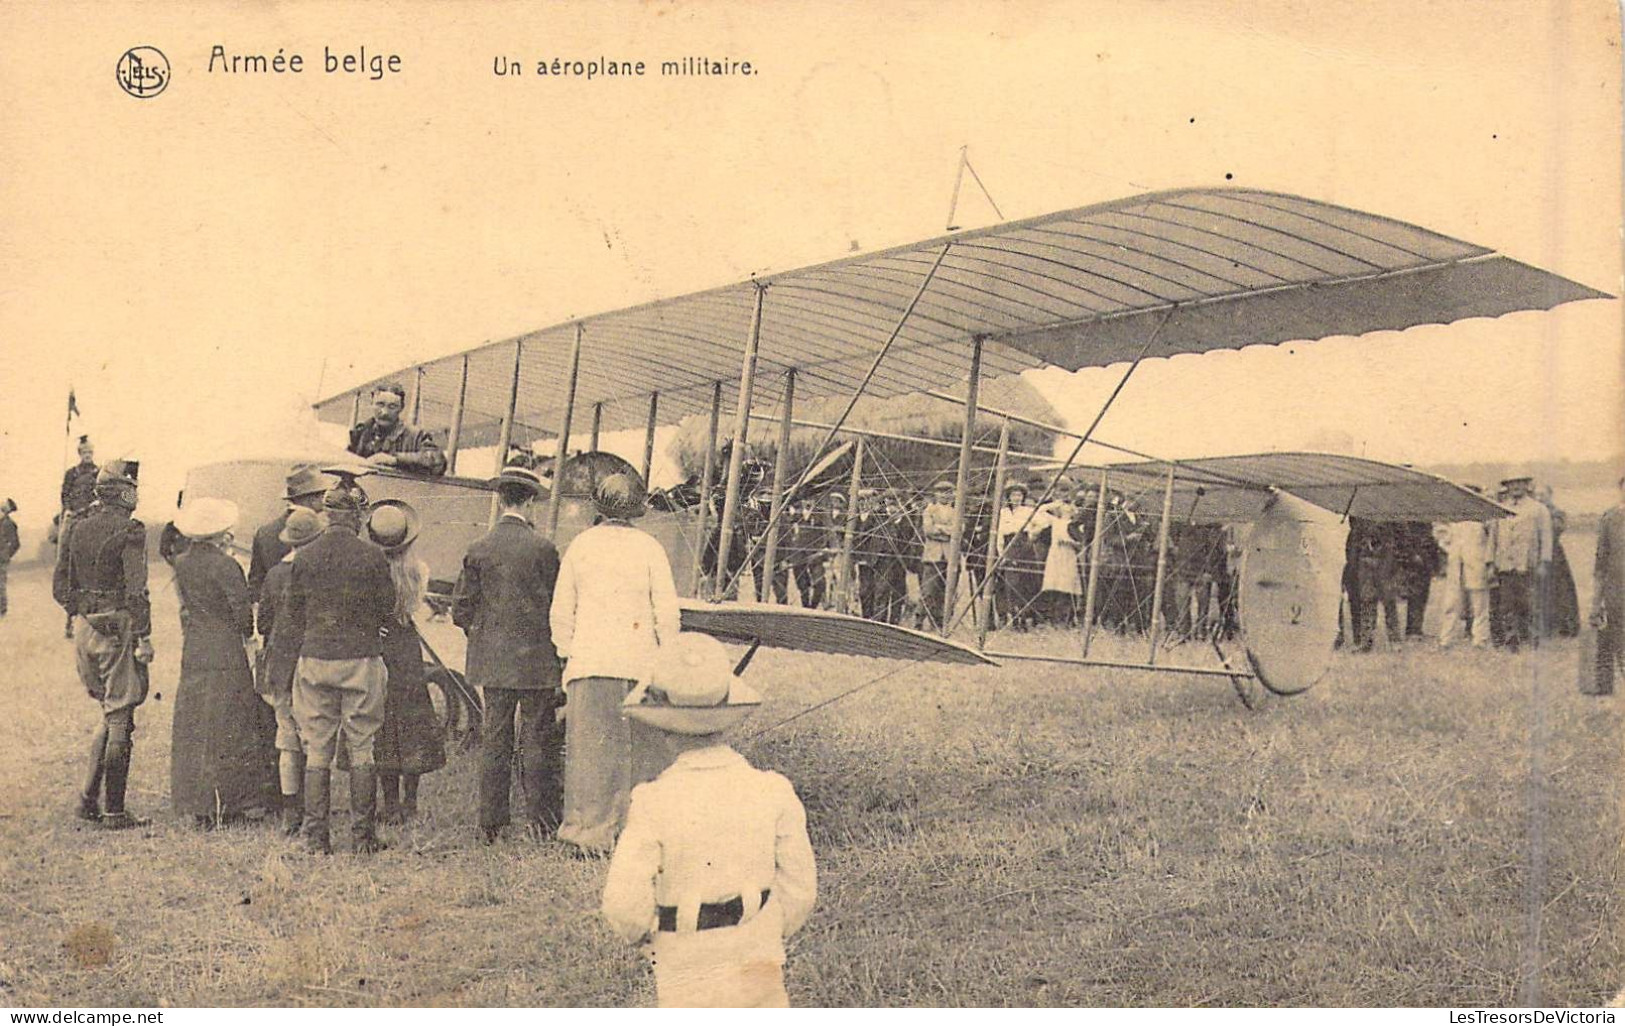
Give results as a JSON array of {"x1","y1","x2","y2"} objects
[{"x1": 67, "y1": 388, "x2": 79, "y2": 425}]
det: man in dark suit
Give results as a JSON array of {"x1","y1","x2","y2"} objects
[
  {"x1": 453, "y1": 465, "x2": 565, "y2": 843},
  {"x1": 285, "y1": 478, "x2": 396, "y2": 855},
  {"x1": 247, "y1": 465, "x2": 332, "y2": 604},
  {"x1": 1395, "y1": 520, "x2": 1444, "y2": 640}
]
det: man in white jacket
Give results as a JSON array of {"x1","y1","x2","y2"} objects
[{"x1": 550, "y1": 472, "x2": 681, "y2": 853}]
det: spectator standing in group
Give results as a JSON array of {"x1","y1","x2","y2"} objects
[
  {"x1": 254, "y1": 506, "x2": 324, "y2": 835},
  {"x1": 995, "y1": 483, "x2": 1039, "y2": 631},
  {"x1": 286, "y1": 478, "x2": 396, "y2": 855},
  {"x1": 1439, "y1": 497, "x2": 1496, "y2": 650},
  {"x1": 248, "y1": 465, "x2": 332, "y2": 603},
  {"x1": 1589, "y1": 470, "x2": 1625, "y2": 693},
  {"x1": 550, "y1": 472, "x2": 681, "y2": 854},
  {"x1": 53, "y1": 459, "x2": 152, "y2": 829},
  {"x1": 1395, "y1": 521, "x2": 1443, "y2": 641},
  {"x1": 57, "y1": 435, "x2": 100, "y2": 638},
  {"x1": 917, "y1": 477, "x2": 957, "y2": 630},
  {"x1": 1491, "y1": 475, "x2": 1552, "y2": 651},
  {"x1": 453, "y1": 465, "x2": 565, "y2": 844},
  {"x1": 169, "y1": 498, "x2": 279, "y2": 827},
  {"x1": 1538, "y1": 484, "x2": 1581, "y2": 638},
  {"x1": 366, "y1": 500, "x2": 446, "y2": 825}
]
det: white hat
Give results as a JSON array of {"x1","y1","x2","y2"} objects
[
  {"x1": 174, "y1": 497, "x2": 238, "y2": 540},
  {"x1": 623, "y1": 633, "x2": 762, "y2": 736}
]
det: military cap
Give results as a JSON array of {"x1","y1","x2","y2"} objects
[{"x1": 96, "y1": 459, "x2": 139, "y2": 487}]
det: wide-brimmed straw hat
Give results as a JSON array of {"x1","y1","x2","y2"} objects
[
  {"x1": 491, "y1": 464, "x2": 546, "y2": 496},
  {"x1": 285, "y1": 464, "x2": 332, "y2": 501},
  {"x1": 174, "y1": 497, "x2": 238, "y2": 540},
  {"x1": 366, "y1": 499, "x2": 420, "y2": 552},
  {"x1": 623, "y1": 634, "x2": 762, "y2": 736},
  {"x1": 593, "y1": 472, "x2": 647, "y2": 520},
  {"x1": 278, "y1": 507, "x2": 325, "y2": 547}
]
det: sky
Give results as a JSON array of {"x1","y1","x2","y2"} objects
[{"x1": 1, "y1": 0, "x2": 1620, "y2": 544}]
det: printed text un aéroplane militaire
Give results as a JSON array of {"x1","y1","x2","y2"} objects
[{"x1": 493, "y1": 55, "x2": 756, "y2": 79}]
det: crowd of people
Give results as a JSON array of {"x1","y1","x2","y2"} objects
[
  {"x1": 700, "y1": 470, "x2": 1240, "y2": 642},
  {"x1": 42, "y1": 385, "x2": 819, "y2": 1006},
  {"x1": 694, "y1": 462, "x2": 1599, "y2": 659}
]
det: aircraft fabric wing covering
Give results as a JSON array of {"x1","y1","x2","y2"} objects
[
  {"x1": 1068, "y1": 451, "x2": 1510, "y2": 524},
  {"x1": 679, "y1": 601, "x2": 997, "y2": 666},
  {"x1": 313, "y1": 188, "x2": 1609, "y2": 443}
]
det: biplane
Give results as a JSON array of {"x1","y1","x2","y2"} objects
[{"x1": 183, "y1": 187, "x2": 1609, "y2": 726}]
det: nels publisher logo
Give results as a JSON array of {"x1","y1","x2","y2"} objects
[{"x1": 116, "y1": 46, "x2": 170, "y2": 98}]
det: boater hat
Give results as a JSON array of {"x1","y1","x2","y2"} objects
[
  {"x1": 278, "y1": 507, "x2": 325, "y2": 547},
  {"x1": 491, "y1": 464, "x2": 546, "y2": 496},
  {"x1": 174, "y1": 497, "x2": 238, "y2": 540},
  {"x1": 623, "y1": 634, "x2": 762, "y2": 736},
  {"x1": 366, "y1": 499, "x2": 420, "y2": 553},
  {"x1": 285, "y1": 464, "x2": 332, "y2": 501}
]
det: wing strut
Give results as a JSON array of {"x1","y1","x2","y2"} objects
[
  {"x1": 951, "y1": 303, "x2": 1181, "y2": 638},
  {"x1": 720, "y1": 243, "x2": 955, "y2": 600}
]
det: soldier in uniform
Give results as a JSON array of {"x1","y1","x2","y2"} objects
[
  {"x1": 52, "y1": 459, "x2": 153, "y2": 829},
  {"x1": 57, "y1": 435, "x2": 100, "y2": 638},
  {"x1": 0, "y1": 499, "x2": 18, "y2": 617},
  {"x1": 346, "y1": 383, "x2": 448, "y2": 477}
]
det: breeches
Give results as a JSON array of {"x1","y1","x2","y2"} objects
[
  {"x1": 292, "y1": 656, "x2": 386, "y2": 769},
  {"x1": 75, "y1": 616, "x2": 149, "y2": 714}
]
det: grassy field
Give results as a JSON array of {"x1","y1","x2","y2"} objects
[{"x1": 0, "y1": 541, "x2": 1620, "y2": 1008}]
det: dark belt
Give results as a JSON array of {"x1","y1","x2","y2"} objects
[{"x1": 656, "y1": 889, "x2": 771, "y2": 932}]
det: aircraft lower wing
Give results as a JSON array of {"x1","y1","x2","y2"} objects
[{"x1": 679, "y1": 600, "x2": 998, "y2": 666}]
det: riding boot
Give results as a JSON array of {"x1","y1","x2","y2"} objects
[
  {"x1": 349, "y1": 765, "x2": 386, "y2": 854},
  {"x1": 378, "y1": 771, "x2": 403, "y2": 825},
  {"x1": 99, "y1": 738, "x2": 148, "y2": 830},
  {"x1": 302, "y1": 768, "x2": 332, "y2": 855},
  {"x1": 78, "y1": 725, "x2": 108, "y2": 822}
]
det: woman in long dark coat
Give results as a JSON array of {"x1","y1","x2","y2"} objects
[
  {"x1": 366, "y1": 501, "x2": 446, "y2": 824},
  {"x1": 170, "y1": 499, "x2": 278, "y2": 825},
  {"x1": 1540, "y1": 487, "x2": 1581, "y2": 637}
]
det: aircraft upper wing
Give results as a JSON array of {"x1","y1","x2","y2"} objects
[
  {"x1": 679, "y1": 600, "x2": 999, "y2": 666},
  {"x1": 312, "y1": 188, "x2": 1609, "y2": 445},
  {"x1": 1048, "y1": 451, "x2": 1510, "y2": 523}
]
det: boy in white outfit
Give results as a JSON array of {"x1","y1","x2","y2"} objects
[{"x1": 601, "y1": 633, "x2": 817, "y2": 1007}]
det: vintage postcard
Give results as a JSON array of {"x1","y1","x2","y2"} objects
[{"x1": 0, "y1": 0, "x2": 1621, "y2": 1011}]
